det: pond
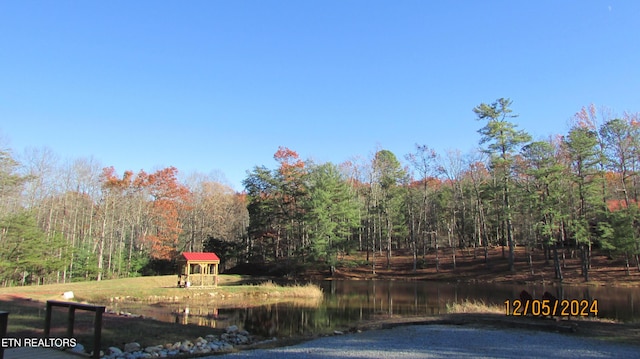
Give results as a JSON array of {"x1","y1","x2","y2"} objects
[{"x1": 105, "y1": 280, "x2": 640, "y2": 338}]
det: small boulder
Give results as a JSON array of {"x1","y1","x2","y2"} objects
[
  {"x1": 124, "y1": 342, "x2": 141, "y2": 353},
  {"x1": 235, "y1": 335, "x2": 249, "y2": 345},
  {"x1": 195, "y1": 337, "x2": 207, "y2": 346},
  {"x1": 144, "y1": 345, "x2": 163, "y2": 353},
  {"x1": 107, "y1": 346, "x2": 123, "y2": 355},
  {"x1": 179, "y1": 340, "x2": 193, "y2": 353}
]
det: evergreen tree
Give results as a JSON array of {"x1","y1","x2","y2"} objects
[
  {"x1": 564, "y1": 126, "x2": 603, "y2": 281},
  {"x1": 305, "y1": 162, "x2": 360, "y2": 274},
  {"x1": 605, "y1": 207, "x2": 638, "y2": 275},
  {"x1": 0, "y1": 211, "x2": 69, "y2": 285},
  {"x1": 474, "y1": 98, "x2": 531, "y2": 272},
  {"x1": 520, "y1": 139, "x2": 566, "y2": 279},
  {"x1": 372, "y1": 150, "x2": 406, "y2": 269},
  {"x1": 243, "y1": 165, "x2": 281, "y2": 261}
]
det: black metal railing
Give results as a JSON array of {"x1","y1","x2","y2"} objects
[{"x1": 44, "y1": 300, "x2": 105, "y2": 359}]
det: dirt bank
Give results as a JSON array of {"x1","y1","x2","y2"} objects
[{"x1": 303, "y1": 247, "x2": 640, "y2": 286}]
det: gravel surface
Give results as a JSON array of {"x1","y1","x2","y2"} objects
[{"x1": 214, "y1": 325, "x2": 639, "y2": 359}]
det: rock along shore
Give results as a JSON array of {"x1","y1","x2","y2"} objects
[{"x1": 93, "y1": 324, "x2": 264, "y2": 359}]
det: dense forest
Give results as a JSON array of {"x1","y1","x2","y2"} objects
[{"x1": 2, "y1": 99, "x2": 640, "y2": 286}]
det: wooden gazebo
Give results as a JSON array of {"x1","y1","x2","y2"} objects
[{"x1": 177, "y1": 252, "x2": 220, "y2": 287}]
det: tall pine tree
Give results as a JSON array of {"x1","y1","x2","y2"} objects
[{"x1": 474, "y1": 98, "x2": 531, "y2": 272}]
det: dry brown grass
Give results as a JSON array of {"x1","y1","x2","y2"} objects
[
  {"x1": 0, "y1": 275, "x2": 322, "y2": 304},
  {"x1": 251, "y1": 281, "x2": 323, "y2": 297},
  {"x1": 445, "y1": 299, "x2": 504, "y2": 314}
]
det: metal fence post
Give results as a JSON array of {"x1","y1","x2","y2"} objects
[{"x1": 0, "y1": 311, "x2": 8, "y2": 359}]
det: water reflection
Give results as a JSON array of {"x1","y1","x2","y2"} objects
[{"x1": 105, "y1": 280, "x2": 640, "y2": 338}]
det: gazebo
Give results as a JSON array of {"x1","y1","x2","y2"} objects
[{"x1": 177, "y1": 252, "x2": 220, "y2": 287}]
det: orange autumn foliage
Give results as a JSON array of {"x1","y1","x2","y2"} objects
[
  {"x1": 607, "y1": 199, "x2": 640, "y2": 212},
  {"x1": 274, "y1": 146, "x2": 305, "y2": 180},
  {"x1": 101, "y1": 166, "x2": 190, "y2": 260},
  {"x1": 139, "y1": 167, "x2": 190, "y2": 260}
]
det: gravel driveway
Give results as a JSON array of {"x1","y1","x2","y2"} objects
[{"x1": 214, "y1": 325, "x2": 639, "y2": 359}]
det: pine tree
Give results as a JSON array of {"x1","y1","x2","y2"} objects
[
  {"x1": 564, "y1": 126, "x2": 602, "y2": 281},
  {"x1": 305, "y1": 162, "x2": 360, "y2": 274},
  {"x1": 474, "y1": 98, "x2": 531, "y2": 272}
]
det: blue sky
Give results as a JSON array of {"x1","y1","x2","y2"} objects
[{"x1": 1, "y1": 1, "x2": 638, "y2": 190}]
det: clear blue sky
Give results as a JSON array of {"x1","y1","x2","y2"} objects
[{"x1": 1, "y1": 1, "x2": 638, "y2": 190}]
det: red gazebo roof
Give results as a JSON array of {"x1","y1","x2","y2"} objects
[{"x1": 181, "y1": 252, "x2": 220, "y2": 261}]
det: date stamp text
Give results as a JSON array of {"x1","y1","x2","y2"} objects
[{"x1": 504, "y1": 299, "x2": 598, "y2": 317}]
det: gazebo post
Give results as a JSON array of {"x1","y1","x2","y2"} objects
[
  {"x1": 200, "y1": 261, "x2": 205, "y2": 287},
  {"x1": 186, "y1": 260, "x2": 191, "y2": 287},
  {"x1": 215, "y1": 262, "x2": 219, "y2": 286}
]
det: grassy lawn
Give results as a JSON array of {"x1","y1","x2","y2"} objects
[
  {"x1": 0, "y1": 275, "x2": 323, "y2": 354},
  {"x1": 0, "y1": 275, "x2": 322, "y2": 303}
]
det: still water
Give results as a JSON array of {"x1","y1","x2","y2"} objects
[{"x1": 107, "y1": 280, "x2": 640, "y2": 337}]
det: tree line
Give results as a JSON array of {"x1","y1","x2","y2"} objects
[
  {"x1": 0, "y1": 153, "x2": 248, "y2": 285},
  {"x1": 243, "y1": 100, "x2": 640, "y2": 281},
  {"x1": 1, "y1": 99, "x2": 639, "y2": 285}
]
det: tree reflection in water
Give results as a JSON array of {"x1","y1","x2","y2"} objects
[{"x1": 107, "y1": 280, "x2": 640, "y2": 337}]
